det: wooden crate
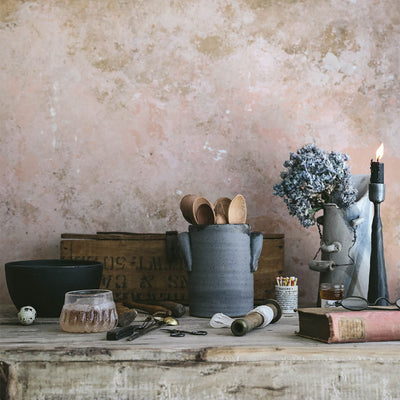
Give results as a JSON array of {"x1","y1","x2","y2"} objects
[{"x1": 60, "y1": 232, "x2": 284, "y2": 305}]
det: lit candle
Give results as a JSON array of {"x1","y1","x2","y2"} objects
[{"x1": 370, "y1": 143, "x2": 384, "y2": 184}]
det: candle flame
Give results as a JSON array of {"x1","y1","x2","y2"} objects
[{"x1": 376, "y1": 143, "x2": 384, "y2": 161}]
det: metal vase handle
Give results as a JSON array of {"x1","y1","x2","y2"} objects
[
  {"x1": 250, "y1": 231, "x2": 263, "y2": 272},
  {"x1": 177, "y1": 232, "x2": 192, "y2": 272},
  {"x1": 177, "y1": 230, "x2": 263, "y2": 273}
]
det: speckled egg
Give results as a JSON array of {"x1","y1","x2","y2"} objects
[{"x1": 17, "y1": 306, "x2": 37, "y2": 325}]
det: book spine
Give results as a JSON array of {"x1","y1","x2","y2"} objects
[{"x1": 327, "y1": 311, "x2": 400, "y2": 343}]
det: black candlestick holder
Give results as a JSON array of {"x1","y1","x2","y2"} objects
[{"x1": 367, "y1": 182, "x2": 389, "y2": 305}]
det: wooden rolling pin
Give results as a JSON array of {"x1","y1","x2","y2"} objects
[
  {"x1": 122, "y1": 300, "x2": 186, "y2": 318},
  {"x1": 122, "y1": 300, "x2": 171, "y2": 316},
  {"x1": 115, "y1": 302, "x2": 138, "y2": 327},
  {"x1": 155, "y1": 301, "x2": 186, "y2": 318}
]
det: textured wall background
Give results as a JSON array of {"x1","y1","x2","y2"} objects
[{"x1": 1, "y1": 0, "x2": 399, "y2": 307}]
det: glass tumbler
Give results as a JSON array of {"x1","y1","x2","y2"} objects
[
  {"x1": 59, "y1": 289, "x2": 118, "y2": 333},
  {"x1": 319, "y1": 283, "x2": 345, "y2": 308}
]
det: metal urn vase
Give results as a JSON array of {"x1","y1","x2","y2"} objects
[
  {"x1": 178, "y1": 224, "x2": 263, "y2": 317},
  {"x1": 309, "y1": 175, "x2": 372, "y2": 301}
]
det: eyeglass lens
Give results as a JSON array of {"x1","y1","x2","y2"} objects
[
  {"x1": 340, "y1": 296, "x2": 368, "y2": 310},
  {"x1": 339, "y1": 296, "x2": 400, "y2": 310}
]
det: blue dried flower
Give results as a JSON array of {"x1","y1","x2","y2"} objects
[{"x1": 273, "y1": 144, "x2": 357, "y2": 228}]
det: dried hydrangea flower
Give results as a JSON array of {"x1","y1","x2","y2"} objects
[{"x1": 273, "y1": 144, "x2": 357, "y2": 227}]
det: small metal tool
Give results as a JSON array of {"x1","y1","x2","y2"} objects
[
  {"x1": 127, "y1": 316, "x2": 179, "y2": 341},
  {"x1": 106, "y1": 324, "x2": 141, "y2": 340},
  {"x1": 160, "y1": 329, "x2": 208, "y2": 337}
]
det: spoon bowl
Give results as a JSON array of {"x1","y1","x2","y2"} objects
[
  {"x1": 214, "y1": 197, "x2": 231, "y2": 224},
  {"x1": 228, "y1": 194, "x2": 247, "y2": 224},
  {"x1": 180, "y1": 194, "x2": 198, "y2": 224},
  {"x1": 193, "y1": 197, "x2": 215, "y2": 225}
]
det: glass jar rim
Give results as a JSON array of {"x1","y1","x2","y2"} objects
[
  {"x1": 320, "y1": 283, "x2": 345, "y2": 289},
  {"x1": 66, "y1": 289, "x2": 111, "y2": 297}
]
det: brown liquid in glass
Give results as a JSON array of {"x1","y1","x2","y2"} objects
[{"x1": 60, "y1": 304, "x2": 117, "y2": 333}]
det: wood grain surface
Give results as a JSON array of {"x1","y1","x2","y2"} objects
[
  {"x1": 60, "y1": 232, "x2": 284, "y2": 305},
  {"x1": 1, "y1": 305, "x2": 400, "y2": 399}
]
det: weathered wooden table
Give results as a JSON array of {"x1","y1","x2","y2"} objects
[{"x1": 1, "y1": 305, "x2": 400, "y2": 400}]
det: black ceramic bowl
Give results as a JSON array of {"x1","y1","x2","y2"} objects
[{"x1": 5, "y1": 259, "x2": 103, "y2": 317}]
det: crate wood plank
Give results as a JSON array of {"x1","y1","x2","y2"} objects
[
  {"x1": 255, "y1": 235, "x2": 284, "y2": 302},
  {"x1": 61, "y1": 237, "x2": 187, "y2": 304},
  {"x1": 60, "y1": 233, "x2": 284, "y2": 305}
]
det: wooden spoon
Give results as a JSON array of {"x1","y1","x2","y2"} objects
[
  {"x1": 228, "y1": 194, "x2": 247, "y2": 224},
  {"x1": 193, "y1": 197, "x2": 215, "y2": 225},
  {"x1": 214, "y1": 197, "x2": 231, "y2": 224}
]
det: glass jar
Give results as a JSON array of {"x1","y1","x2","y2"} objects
[
  {"x1": 59, "y1": 289, "x2": 118, "y2": 333},
  {"x1": 319, "y1": 283, "x2": 345, "y2": 308}
]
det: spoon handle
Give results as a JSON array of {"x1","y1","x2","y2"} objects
[
  {"x1": 106, "y1": 324, "x2": 140, "y2": 340},
  {"x1": 127, "y1": 322, "x2": 162, "y2": 341}
]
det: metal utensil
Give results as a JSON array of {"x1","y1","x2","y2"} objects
[
  {"x1": 160, "y1": 328, "x2": 208, "y2": 337},
  {"x1": 127, "y1": 316, "x2": 178, "y2": 341},
  {"x1": 106, "y1": 323, "x2": 141, "y2": 340}
]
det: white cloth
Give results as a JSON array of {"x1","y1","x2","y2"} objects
[{"x1": 209, "y1": 305, "x2": 274, "y2": 329}]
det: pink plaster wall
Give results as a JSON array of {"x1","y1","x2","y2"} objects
[{"x1": 1, "y1": 0, "x2": 399, "y2": 307}]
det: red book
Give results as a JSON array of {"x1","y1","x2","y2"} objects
[{"x1": 296, "y1": 307, "x2": 400, "y2": 343}]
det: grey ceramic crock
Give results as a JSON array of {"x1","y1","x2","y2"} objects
[{"x1": 178, "y1": 224, "x2": 263, "y2": 317}]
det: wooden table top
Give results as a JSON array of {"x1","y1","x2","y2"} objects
[{"x1": 2, "y1": 304, "x2": 400, "y2": 364}]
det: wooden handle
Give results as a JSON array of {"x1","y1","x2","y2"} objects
[
  {"x1": 123, "y1": 301, "x2": 171, "y2": 316},
  {"x1": 115, "y1": 302, "x2": 131, "y2": 317},
  {"x1": 115, "y1": 302, "x2": 138, "y2": 327},
  {"x1": 155, "y1": 301, "x2": 186, "y2": 318}
]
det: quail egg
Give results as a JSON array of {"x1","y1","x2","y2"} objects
[{"x1": 17, "y1": 306, "x2": 37, "y2": 325}]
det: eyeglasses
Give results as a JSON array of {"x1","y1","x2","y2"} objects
[{"x1": 334, "y1": 296, "x2": 400, "y2": 311}]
